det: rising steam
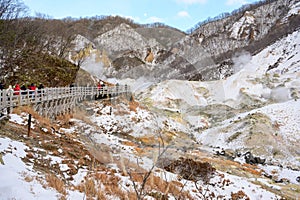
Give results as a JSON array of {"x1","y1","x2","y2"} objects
[{"x1": 232, "y1": 50, "x2": 252, "y2": 73}]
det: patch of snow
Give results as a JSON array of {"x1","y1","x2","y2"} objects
[
  {"x1": 0, "y1": 137, "x2": 60, "y2": 199},
  {"x1": 71, "y1": 168, "x2": 88, "y2": 186},
  {"x1": 261, "y1": 165, "x2": 300, "y2": 185},
  {"x1": 9, "y1": 113, "x2": 36, "y2": 129},
  {"x1": 9, "y1": 113, "x2": 26, "y2": 125}
]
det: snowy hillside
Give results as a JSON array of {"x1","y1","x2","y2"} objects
[
  {"x1": 136, "y1": 29, "x2": 300, "y2": 197},
  {"x1": 1, "y1": 1, "x2": 300, "y2": 199},
  {"x1": 1, "y1": 28, "x2": 299, "y2": 200},
  {"x1": 139, "y1": 29, "x2": 300, "y2": 108},
  {"x1": 0, "y1": 100, "x2": 286, "y2": 199}
]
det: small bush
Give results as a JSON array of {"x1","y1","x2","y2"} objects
[
  {"x1": 231, "y1": 190, "x2": 250, "y2": 200},
  {"x1": 163, "y1": 157, "x2": 216, "y2": 183},
  {"x1": 227, "y1": 131, "x2": 242, "y2": 142}
]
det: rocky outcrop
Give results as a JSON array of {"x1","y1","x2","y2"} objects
[{"x1": 229, "y1": 11, "x2": 259, "y2": 41}]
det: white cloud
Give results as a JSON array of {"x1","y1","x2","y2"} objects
[
  {"x1": 147, "y1": 16, "x2": 164, "y2": 23},
  {"x1": 176, "y1": 0, "x2": 207, "y2": 5},
  {"x1": 177, "y1": 11, "x2": 190, "y2": 18},
  {"x1": 226, "y1": 0, "x2": 248, "y2": 6},
  {"x1": 129, "y1": 15, "x2": 164, "y2": 25},
  {"x1": 112, "y1": 14, "x2": 140, "y2": 22}
]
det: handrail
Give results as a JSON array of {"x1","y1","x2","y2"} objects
[{"x1": 0, "y1": 85, "x2": 130, "y2": 115}]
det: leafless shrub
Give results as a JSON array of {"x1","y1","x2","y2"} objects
[{"x1": 231, "y1": 190, "x2": 250, "y2": 200}]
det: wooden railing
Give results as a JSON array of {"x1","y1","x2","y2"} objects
[{"x1": 0, "y1": 85, "x2": 130, "y2": 117}]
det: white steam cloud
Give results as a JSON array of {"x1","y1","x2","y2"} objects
[
  {"x1": 270, "y1": 87, "x2": 291, "y2": 102},
  {"x1": 80, "y1": 54, "x2": 106, "y2": 80},
  {"x1": 232, "y1": 50, "x2": 252, "y2": 73}
]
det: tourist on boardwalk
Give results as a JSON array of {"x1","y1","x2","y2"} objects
[
  {"x1": 0, "y1": 83, "x2": 4, "y2": 115},
  {"x1": 116, "y1": 83, "x2": 119, "y2": 95},
  {"x1": 0, "y1": 83, "x2": 3, "y2": 103},
  {"x1": 0, "y1": 82, "x2": 4, "y2": 90},
  {"x1": 69, "y1": 83, "x2": 75, "y2": 94},
  {"x1": 0, "y1": 82, "x2": 4, "y2": 104},
  {"x1": 6, "y1": 85, "x2": 14, "y2": 96},
  {"x1": 13, "y1": 83, "x2": 21, "y2": 95},
  {"x1": 38, "y1": 83, "x2": 44, "y2": 91},
  {"x1": 21, "y1": 85, "x2": 27, "y2": 95},
  {"x1": 96, "y1": 82, "x2": 102, "y2": 99},
  {"x1": 38, "y1": 83, "x2": 44, "y2": 100},
  {"x1": 29, "y1": 83, "x2": 36, "y2": 91},
  {"x1": 6, "y1": 85, "x2": 14, "y2": 113},
  {"x1": 97, "y1": 82, "x2": 101, "y2": 90},
  {"x1": 100, "y1": 81, "x2": 105, "y2": 88},
  {"x1": 28, "y1": 83, "x2": 36, "y2": 100}
]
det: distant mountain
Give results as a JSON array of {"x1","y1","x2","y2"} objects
[
  {"x1": 1, "y1": 0, "x2": 299, "y2": 86},
  {"x1": 188, "y1": 0, "x2": 300, "y2": 79},
  {"x1": 69, "y1": 0, "x2": 300, "y2": 83}
]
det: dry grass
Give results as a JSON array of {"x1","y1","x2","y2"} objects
[
  {"x1": 89, "y1": 145, "x2": 114, "y2": 165},
  {"x1": 13, "y1": 106, "x2": 51, "y2": 128},
  {"x1": 134, "y1": 147, "x2": 154, "y2": 156},
  {"x1": 72, "y1": 108, "x2": 93, "y2": 125},
  {"x1": 56, "y1": 114, "x2": 72, "y2": 127},
  {"x1": 21, "y1": 172, "x2": 34, "y2": 182},
  {"x1": 45, "y1": 174, "x2": 66, "y2": 195},
  {"x1": 84, "y1": 178, "x2": 97, "y2": 197},
  {"x1": 76, "y1": 172, "x2": 133, "y2": 199},
  {"x1": 242, "y1": 163, "x2": 262, "y2": 176},
  {"x1": 129, "y1": 99, "x2": 139, "y2": 112},
  {"x1": 231, "y1": 190, "x2": 250, "y2": 200},
  {"x1": 137, "y1": 136, "x2": 156, "y2": 146},
  {"x1": 115, "y1": 104, "x2": 131, "y2": 116},
  {"x1": 122, "y1": 140, "x2": 136, "y2": 147},
  {"x1": 77, "y1": 178, "x2": 106, "y2": 199},
  {"x1": 128, "y1": 171, "x2": 192, "y2": 199}
]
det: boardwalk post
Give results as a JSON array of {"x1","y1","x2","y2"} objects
[{"x1": 28, "y1": 113, "x2": 32, "y2": 137}]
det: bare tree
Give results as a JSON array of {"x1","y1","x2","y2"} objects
[
  {"x1": 0, "y1": 0, "x2": 28, "y2": 81},
  {"x1": 127, "y1": 134, "x2": 170, "y2": 200},
  {"x1": 0, "y1": 0, "x2": 27, "y2": 20}
]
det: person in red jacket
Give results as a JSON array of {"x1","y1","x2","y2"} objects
[
  {"x1": 13, "y1": 84, "x2": 20, "y2": 95},
  {"x1": 30, "y1": 83, "x2": 36, "y2": 90},
  {"x1": 28, "y1": 83, "x2": 36, "y2": 100}
]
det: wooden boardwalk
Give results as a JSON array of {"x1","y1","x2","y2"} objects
[{"x1": 0, "y1": 85, "x2": 130, "y2": 118}]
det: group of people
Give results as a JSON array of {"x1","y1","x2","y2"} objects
[{"x1": 0, "y1": 83, "x2": 44, "y2": 96}]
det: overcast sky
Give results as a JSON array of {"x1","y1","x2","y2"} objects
[{"x1": 23, "y1": 0, "x2": 258, "y2": 31}]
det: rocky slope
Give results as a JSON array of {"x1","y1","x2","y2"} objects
[
  {"x1": 136, "y1": 27, "x2": 300, "y2": 194},
  {"x1": 69, "y1": 0, "x2": 300, "y2": 82}
]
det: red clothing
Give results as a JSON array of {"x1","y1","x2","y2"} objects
[
  {"x1": 14, "y1": 84, "x2": 20, "y2": 95},
  {"x1": 29, "y1": 85, "x2": 36, "y2": 91}
]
